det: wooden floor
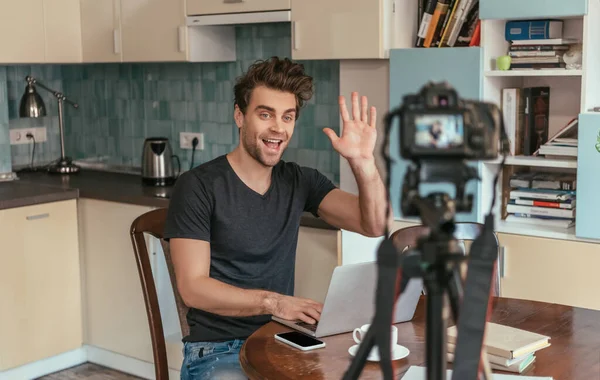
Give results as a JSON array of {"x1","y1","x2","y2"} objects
[{"x1": 35, "y1": 363, "x2": 145, "y2": 380}]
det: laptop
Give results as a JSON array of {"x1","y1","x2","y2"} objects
[{"x1": 272, "y1": 261, "x2": 423, "y2": 338}]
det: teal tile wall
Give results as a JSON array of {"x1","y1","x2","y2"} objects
[
  {"x1": 6, "y1": 65, "x2": 64, "y2": 168},
  {"x1": 0, "y1": 67, "x2": 10, "y2": 174},
  {"x1": 5, "y1": 23, "x2": 340, "y2": 184}
]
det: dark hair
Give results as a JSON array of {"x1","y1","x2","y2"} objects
[{"x1": 234, "y1": 57, "x2": 314, "y2": 119}]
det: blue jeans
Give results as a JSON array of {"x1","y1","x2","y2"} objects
[{"x1": 180, "y1": 339, "x2": 247, "y2": 379}]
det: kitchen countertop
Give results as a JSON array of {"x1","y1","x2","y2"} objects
[{"x1": 1, "y1": 169, "x2": 338, "y2": 230}]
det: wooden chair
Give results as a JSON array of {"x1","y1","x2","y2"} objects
[
  {"x1": 390, "y1": 222, "x2": 500, "y2": 297},
  {"x1": 130, "y1": 207, "x2": 189, "y2": 380}
]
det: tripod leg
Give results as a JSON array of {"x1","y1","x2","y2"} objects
[
  {"x1": 423, "y1": 265, "x2": 448, "y2": 380},
  {"x1": 447, "y1": 265, "x2": 493, "y2": 380}
]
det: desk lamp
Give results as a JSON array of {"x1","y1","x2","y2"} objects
[{"x1": 19, "y1": 75, "x2": 80, "y2": 174}]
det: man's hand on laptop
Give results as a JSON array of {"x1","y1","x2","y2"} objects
[{"x1": 265, "y1": 293, "x2": 323, "y2": 324}]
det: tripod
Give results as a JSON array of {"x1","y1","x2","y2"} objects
[{"x1": 342, "y1": 161, "x2": 494, "y2": 380}]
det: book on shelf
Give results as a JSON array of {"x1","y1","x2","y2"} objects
[
  {"x1": 500, "y1": 19, "x2": 579, "y2": 71},
  {"x1": 505, "y1": 172, "x2": 576, "y2": 229},
  {"x1": 509, "y1": 188, "x2": 575, "y2": 201},
  {"x1": 509, "y1": 172, "x2": 576, "y2": 191},
  {"x1": 505, "y1": 214, "x2": 575, "y2": 228},
  {"x1": 415, "y1": 0, "x2": 479, "y2": 47},
  {"x1": 505, "y1": 20, "x2": 563, "y2": 41},
  {"x1": 534, "y1": 117, "x2": 578, "y2": 158},
  {"x1": 501, "y1": 87, "x2": 549, "y2": 156},
  {"x1": 447, "y1": 322, "x2": 551, "y2": 360}
]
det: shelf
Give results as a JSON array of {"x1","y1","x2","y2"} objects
[
  {"x1": 484, "y1": 69, "x2": 583, "y2": 77},
  {"x1": 483, "y1": 155, "x2": 577, "y2": 168},
  {"x1": 494, "y1": 221, "x2": 600, "y2": 243}
]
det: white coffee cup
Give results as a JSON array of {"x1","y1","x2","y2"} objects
[{"x1": 352, "y1": 323, "x2": 398, "y2": 356}]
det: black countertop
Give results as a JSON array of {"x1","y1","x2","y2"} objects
[{"x1": 1, "y1": 169, "x2": 338, "y2": 230}]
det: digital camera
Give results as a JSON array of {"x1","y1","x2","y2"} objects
[{"x1": 397, "y1": 82, "x2": 502, "y2": 161}]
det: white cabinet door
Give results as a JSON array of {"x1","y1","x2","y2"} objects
[
  {"x1": 187, "y1": 0, "x2": 290, "y2": 15},
  {"x1": 0, "y1": 0, "x2": 46, "y2": 63},
  {"x1": 498, "y1": 233, "x2": 600, "y2": 311},
  {"x1": 78, "y1": 198, "x2": 156, "y2": 363},
  {"x1": 121, "y1": 0, "x2": 187, "y2": 62},
  {"x1": 81, "y1": 0, "x2": 122, "y2": 62},
  {"x1": 43, "y1": 0, "x2": 83, "y2": 63},
  {"x1": 0, "y1": 200, "x2": 82, "y2": 370},
  {"x1": 291, "y1": 0, "x2": 388, "y2": 59}
]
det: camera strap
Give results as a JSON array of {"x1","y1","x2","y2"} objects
[{"x1": 451, "y1": 213, "x2": 498, "y2": 380}]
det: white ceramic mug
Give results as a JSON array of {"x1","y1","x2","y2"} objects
[{"x1": 353, "y1": 323, "x2": 398, "y2": 351}]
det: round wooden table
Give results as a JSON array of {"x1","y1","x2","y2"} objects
[{"x1": 240, "y1": 297, "x2": 600, "y2": 379}]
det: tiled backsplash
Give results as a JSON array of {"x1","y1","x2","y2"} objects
[{"x1": 2, "y1": 23, "x2": 341, "y2": 184}]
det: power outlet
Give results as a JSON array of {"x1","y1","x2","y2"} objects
[
  {"x1": 9, "y1": 127, "x2": 47, "y2": 145},
  {"x1": 180, "y1": 132, "x2": 204, "y2": 150}
]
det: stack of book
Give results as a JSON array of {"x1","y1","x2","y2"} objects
[
  {"x1": 447, "y1": 322, "x2": 551, "y2": 374},
  {"x1": 505, "y1": 171, "x2": 576, "y2": 229},
  {"x1": 504, "y1": 19, "x2": 578, "y2": 70},
  {"x1": 536, "y1": 118, "x2": 578, "y2": 158}
]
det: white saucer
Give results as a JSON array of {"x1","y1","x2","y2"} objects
[{"x1": 348, "y1": 344, "x2": 410, "y2": 362}]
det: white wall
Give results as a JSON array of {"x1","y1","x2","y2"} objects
[{"x1": 338, "y1": 60, "x2": 419, "y2": 265}]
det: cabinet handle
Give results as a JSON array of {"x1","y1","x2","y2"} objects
[
  {"x1": 498, "y1": 246, "x2": 506, "y2": 278},
  {"x1": 292, "y1": 21, "x2": 299, "y2": 51},
  {"x1": 113, "y1": 29, "x2": 121, "y2": 54},
  {"x1": 178, "y1": 25, "x2": 186, "y2": 52},
  {"x1": 224, "y1": 0, "x2": 244, "y2": 3},
  {"x1": 26, "y1": 213, "x2": 49, "y2": 221}
]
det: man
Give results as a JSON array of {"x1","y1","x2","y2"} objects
[{"x1": 164, "y1": 56, "x2": 388, "y2": 379}]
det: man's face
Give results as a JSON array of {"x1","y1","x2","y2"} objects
[{"x1": 234, "y1": 85, "x2": 297, "y2": 167}]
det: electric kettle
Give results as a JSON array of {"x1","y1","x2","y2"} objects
[{"x1": 141, "y1": 137, "x2": 180, "y2": 186}]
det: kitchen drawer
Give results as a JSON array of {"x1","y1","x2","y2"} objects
[
  {"x1": 187, "y1": 0, "x2": 290, "y2": 16},
  {"x1": 480, "y1": 0, "x2": 587, "y2": 20}
]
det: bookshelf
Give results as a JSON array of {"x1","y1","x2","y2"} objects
[{"x1": 476, "y1": 0, "x2": 600, "y2": 242}]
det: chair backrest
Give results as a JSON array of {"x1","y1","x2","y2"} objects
[
  {"x1": 390, "y1": 222, "x2": 500, "y2": 296},
  {"x1": 130, "y1": 208, "x2": 189, "y2": 380}
]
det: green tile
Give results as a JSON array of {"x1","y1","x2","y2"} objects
[
  {"x1": 169, "y1": 81, "x2": 184, "y2": 101},
  {"x1": 170, "y1": 101, "x2": 187, "y2": 121},
  {"x1": 202, "y1": 80, "x2": 216, "y2": 101},
  {"x1": 299, "y1": 126, "x2": 314, "y2": 149}
]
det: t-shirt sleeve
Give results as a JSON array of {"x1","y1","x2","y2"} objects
[
  {"x1": 163, "y1": 171, "x2": 213, "y2": 242},
  {"x1": 301, "y1": 166, "x2": 337, "y2": 217}
]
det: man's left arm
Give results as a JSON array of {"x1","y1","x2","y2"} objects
[{"x1": 318, "y1": 92, "x2": 389, "y2": 237}]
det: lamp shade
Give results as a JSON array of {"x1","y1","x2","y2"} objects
[{"x1": 19, "y1": 84, "x2": 47, "y2": 118}]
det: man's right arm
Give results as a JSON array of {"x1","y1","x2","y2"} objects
[{"x1": 169, "y1": 238, "x2": 323, "y2": 324}]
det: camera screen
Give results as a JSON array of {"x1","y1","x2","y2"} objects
[{"x1": 414, "y1": 114, "x2": 464, "y2": 149}]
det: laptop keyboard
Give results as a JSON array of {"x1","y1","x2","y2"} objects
[{"x1": 295, "y1": 321, "x2": 318, "y2": 332}]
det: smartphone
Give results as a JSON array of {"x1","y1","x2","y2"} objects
[{"x1": 274, "y1": 331, "x2": 326, "y2": 351}]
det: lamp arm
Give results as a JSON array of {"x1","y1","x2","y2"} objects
[{"x1": 26, "y1": 75, "x2": 79, "y2": 109}]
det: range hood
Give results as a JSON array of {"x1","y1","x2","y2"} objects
[{"x1": 187, "y1": 10, "x2": 291, "y2": 27}]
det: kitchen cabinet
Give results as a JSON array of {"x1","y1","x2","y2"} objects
[
  {"x1": 0, "y1": 200, "x2": 82, "y2": 371},
  {"x1": 291, "y1": 0, "x2": 394, "y2": 60},
  {"x1": 78, "y1": 198, "x2": 156, "y2": 364},
  {"x1": 44, "y1": 0, "x2": 83, "y2": 63},
  {"x1": 120, "y1": 0, "x2": 187, "y2": 62},
  {"x1": 498, "y1": 232, "x2": 600, "y2": 311},
  {"x1": 187, "y1": 0, "x2": 290, "y2": 15},
  {"x1": 80, "y1": 0, "x2": 122, "y2": 62},
  {"x1": 0, "y1": 0, "x2": 46, "y2": 64},
  {"x1": 294, "y1": 225, "x2": 340, "y2": 304},
  {"x1": 0, "y1": 0, "x2": 82, "y2": 64}
]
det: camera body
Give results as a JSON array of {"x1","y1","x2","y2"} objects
[{"x1": 399, "y1": 83, "x2": 501, "y2": 161}]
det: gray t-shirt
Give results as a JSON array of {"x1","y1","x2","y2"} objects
[{"x1": 164, "y1": 154, "x2": 336, "y2": 342}]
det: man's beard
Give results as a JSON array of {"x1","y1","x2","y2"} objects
[{"x1": 241, "y1": 127, "x2": 285, "y2": 167}]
